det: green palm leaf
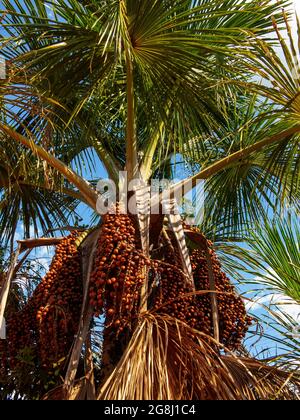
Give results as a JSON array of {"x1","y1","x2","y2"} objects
[
  {"x1": 0, "y1": 136, "x2": 81, "y2": 244},
  {"x1": 225, "y1": 213, "x2": 300, "y2": 304}
]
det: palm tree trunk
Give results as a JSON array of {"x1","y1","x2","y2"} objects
[{"x1": 125, "y1": 48, "x2": 138, "y2": 182}]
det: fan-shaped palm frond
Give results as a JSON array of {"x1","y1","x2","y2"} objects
[
  {"x1": 0, "y1": 185, "x2": 78, "y2": 245},
  {"x1": 0, "y1": 136, "x2": 81, "y2": 244},
  {"x1": 160, "y1": 93, "x2": 299, "y2": 240},
  {"x1": 247, "y1": 11, "x2": 300, "y2": 112},
  {"x1": 205, "y1": 102, "x2": 281, "y2": 238},
  {"x1": 0, "y1": 0, "x2": 292, "y2": 180},
  {"x1": 226, "y1": 213, "x2": 300, "y2": 303}
]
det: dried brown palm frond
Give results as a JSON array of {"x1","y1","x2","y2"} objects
[
  {"x1": 222, "y1": 356, "x2": 300, "y2": 400},
  {"x1": 97, "y1": 313, "x2": 300, "y2": 401},
  {"x1": 63, "y1": 228, "x2": 100, "y2": 398},
  {"x1": 43, "y1": 378, "x2": 87, "y2": 401},
  {"x1": 0, "y1": 244, "x2": 21, "y2": 334}
]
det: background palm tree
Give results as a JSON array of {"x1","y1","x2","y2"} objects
[
  {"x1": 233, "y1": 214, "x2": 300, "y2": 303},
  {"x1": 0, "y1": 0, "x2": 299, "y2": 400},
  {"x1": 224, "y1": 213, "x2": 300, "y2": 370}
]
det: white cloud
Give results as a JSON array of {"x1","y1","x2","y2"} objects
[
  {"x1": 292, "y1": 1, "x2": 300, "y2": 36},
  {"x1": 246, "y1": 292, "x2": 300, "y2": 322},
  {"x1": 245, "y1": 295, "x2": 271, "y2": 311},
  {"x1": 32, "y1": 246, "x2": 54, "y2": 272},
  {"x1": 13, "y1": 222, "x2": 24, "y2": 242},
  {"x1": 244, "y1": 268, "x2": 300, "y2": 321},
  {"x1": 271, "y1": 294, "x2": 300, "y2": 322},
  {"x1": 13, "y1": 223, "x2": 36, "y2": 242},
  {"x1": 34, "y1": 246, "x2": 53, "y2": 258}
]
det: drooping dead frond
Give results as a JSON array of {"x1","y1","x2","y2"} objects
[
  {"x1": 98, "y1": 313, "x2": 300, "y2": 400},
  {"x1": 63, "y1": 228, "x2": 100, "y2": 398},
  {"x1": 0, "y1": 244, "x2": 21, "y2": 335},
  {"x1": 221, "y1": 356, "x2": 300, "y2": 400},
  {"x1": 17, "y1": 238, "x2": 64, "y2": 253},
  {"x1": 43, "y1": 378, "x2": 87, "y2": 401}
]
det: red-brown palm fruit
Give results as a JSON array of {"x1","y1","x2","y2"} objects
[
  {"x1": 152, "y1": 230, "x2": 252, "y2": 351},
  {"x1": 4, "y1": 232, "x2": 83, "y2": 371},
  {"x1": 89, "y1": 207, "x2": 145, "y2": 333}
]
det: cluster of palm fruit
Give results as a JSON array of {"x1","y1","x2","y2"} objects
[
  {"x1": 151, "y1": 233, "x2": 197, "y2": 321},
  {"x1": 1, "y1": 212, "x2": 252, "y2": 384},
  {"x1": 0, "y1": 272, "x2": 4, "y2": 289},
  {"x1": 0, "y1": 340, "x2": 8, "y2": 378},
  {"x1": 88, "y1": 210, "x2": 251, "y2": 350},
  {"x1": 152, "y1": 230, "x2": 252, "y2": 350},
  {"x1": 0, "y1": 272, "x2": 7, "y2": 377},
  {"x1": 0, "y1": 277, "x2": 25, "y2": 378},
  {"x1": 191, "y1": 247, "x2": 252, "y2": 349},
  {"x1": 89, "y1": 209, "x2": 148, "y2": 334},
  {"x1": 0, "y1": 232, "x2": 83, "y2": 372}
]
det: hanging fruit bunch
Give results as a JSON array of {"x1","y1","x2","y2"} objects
[
  {"x1": 87, "y1": 208, "x2": 252, "y2": 351},
  {"x1": 0, "y1": 271, "x2": 30, "y2": 377},
  {"x1": 0, "y1": 336, "x2": 8, "y2": 379},
  {"x1": 33, "y1": 231, "x2": 83, "y2": 367},
  {"x1": 151, "y1": 229, "x2": 252, "y2": 350},
  {"x1": 151, "y1": 232, "x2": 202, "y2": 330},
  {"x1": 1, "y1": 208, "x2": 253, "y2": 400},
  {"x1": 88, "y1": 207, "x2": 153, "y2": 381},
  {"x1": 191, "y1": 246, "x2": 252, "y2": 350},
  {"x1": 1, "y1": 232, "x2": 83, "y2": 374},
  {"x1": 0, "y1": 272, "x2": 5, "y2": 289},
  {"x1": 89, "y1": 208, "x2": 147, "y2": 334}
]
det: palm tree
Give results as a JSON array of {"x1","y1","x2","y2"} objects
[{"x1": 0, "y1": 0, "x2": 299, "y2": 400}]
